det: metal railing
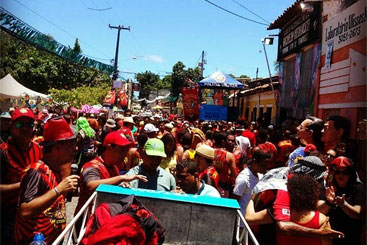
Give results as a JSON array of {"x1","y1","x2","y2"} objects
[
  {"x1": 52, "y1": 192, "x2": 97, "y2": 245},
  {"x1": 236, "y1": 210, "x2": 260, "y2": 245}
]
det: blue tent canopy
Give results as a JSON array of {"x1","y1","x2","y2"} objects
[{"x1": 199, "y1": 71, "x2": 245, "y2": 89}]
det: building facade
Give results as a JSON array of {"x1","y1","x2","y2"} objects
[
  {"x1": 268, "y1": 1, "x2": 323, "y2": 122},
  {"x1": 317, "y1": 0, "x2": 366, "y2": 138}
]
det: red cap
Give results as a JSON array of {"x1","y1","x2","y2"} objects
[
  {"x1": 11, "y1": 108, "x2": 35, "y2": 121},
  {"x1": 103, "y1": 131, "x2": 131, "y2": 147},
  {"x1": 304, "y1": 144, "x2": 317, "y2": 154},
  {"x1": 43, "y1": 117, "x2": 75, "y2": 144},
  {"x1": 330, "y1": 156, "x2": 352, "y2": 168}
]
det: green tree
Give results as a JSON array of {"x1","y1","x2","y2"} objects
[
  {"x1": 136, "y1": 71, "x2": 160, "y2": 100},
  {"x1": 0, "y1": 30, "x2": 111, "y2": 94},
  {"x1": 49, "y1": 81, "x2": 111, "y2": 107},
  {"x1": 170, "y1": 61, "x2": 186, "y2": 100},
  {"x1": 73, "y1": 38, "x2": 82, "y2": 54}
]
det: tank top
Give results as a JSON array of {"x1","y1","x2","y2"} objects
[{"x1": 277, "y1": 211, "x2": 322, "y2": 245}]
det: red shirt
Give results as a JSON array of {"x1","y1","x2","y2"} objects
[
  {"x1": 199, "y1": 166, "x2": 219, "y2": 188},
  {"x1": 0, "y1": 140, "x2": 42, "y2": 207},
  {"x1": 242, "y1": 130, "x2": 256, "y2": 146},
  {"x1": 276, "y1": 140, "x2": 294, "y2": 165},
  {"x1": 75, "y1": 156, "x2": 119, "y2": 215},
  {"x1": 14, "y1": 161, "x2": 65, "y2": 245}
]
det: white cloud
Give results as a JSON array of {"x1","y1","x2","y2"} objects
[{"x1": 145, "y1": 55, "x2": 164, "y2": 63}]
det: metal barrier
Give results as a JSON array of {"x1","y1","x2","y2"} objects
[
  {"x1": 53, "y1": 186, "x2": 259, "y2": 245},
  {"x1": 52, "y1": 192, "x2": 97, "y2": 245}
]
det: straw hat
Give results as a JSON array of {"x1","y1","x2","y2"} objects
[{"x1": 195, "y1": 144, "x2": 214, "y2": 160}]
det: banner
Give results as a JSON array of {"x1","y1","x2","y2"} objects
[
  {"x1": 0, "y1": 7, "x2": 114, "y2": 74},
  {"x1": 200, "y1": 104, "x2": 227, "y2": 121},
  {"x1": 182, "y1": 85, "x2": 200, "y2": 122}
]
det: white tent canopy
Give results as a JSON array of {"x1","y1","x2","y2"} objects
[{"x1": 0, "y1": 73, "x2": 48, "y2": 99}]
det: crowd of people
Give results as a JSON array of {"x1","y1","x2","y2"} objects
[{"x1": 0, "y1": 106, "x2": 365, "y2": 244}]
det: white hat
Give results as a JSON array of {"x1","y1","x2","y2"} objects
[
  {"x1": 105, "y1": 119, "x2": 116, "y2": 128},
  {"x1": 1, "y1": 112, "x2": 11, "y2": 119},
  {"x1": 144, "y1": 123, "x2": 159, "y2": 133},
  {"x1": 165, "y1": 123, "x2": 174, "y2": 129},
  {"x1": 116, "y1": 114, "x2": 124, "y2": 120},
  {"x1": 123, "y1": 117, "x2": 135, "y2": 125}
]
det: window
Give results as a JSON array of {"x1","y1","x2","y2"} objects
[
  {"x1": 281, "y1": 57, "x2": 296, "y2": 108},
  {"x1": 299, "y1": 48, "x2": 313, "y2": 107}
]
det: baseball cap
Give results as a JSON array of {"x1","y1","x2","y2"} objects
[
  {"x1": 304, "y1": 144, "x2": 317, "y2": 154},
  {"x1": 42, "y1": 117, "x2": 75, "y2": 145},
  {"x1": 1, "y1": 112, "x2": 11, "y2": 119},
  {"x1": 144, "y1": 138, "x2": 166, "y2": 157},
  {"x1": 103, "y1": 131, "x2": 131, "y2": 147},
  {"x1": 11, "y1": 108, "x2": 35, "y2": 121},
  {"x1": 196, "y1": 144, "x2": 214, "y2": 160},
  {"x1": 144, "y1": 123, "x2": 159, "y2": 133},
  {"x1": 330, "y1": 156, "x2": 352, "y2": 168}
]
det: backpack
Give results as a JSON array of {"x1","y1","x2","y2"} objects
[{"x1": 82, "y1": 195, "x2": 165, "y2": 245}]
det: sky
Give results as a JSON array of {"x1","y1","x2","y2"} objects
[{"x1": 2, "y1": 0, "x2": 295, "y2": 81}]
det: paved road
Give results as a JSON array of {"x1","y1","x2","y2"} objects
[{"x1": 66, "y1": 196, "x2": 79, "y2": 225}]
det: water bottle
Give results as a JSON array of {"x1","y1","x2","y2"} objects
[{"x1": 30, "y1": 232, "x2": 46, "y2": 245}]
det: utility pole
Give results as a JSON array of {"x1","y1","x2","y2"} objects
[
  {"x1": 199, "y1": 51, "x2": 206, "y2": 78},
  {"x1": 109, "y1": 24, "x2": 130, "y2": 81}
]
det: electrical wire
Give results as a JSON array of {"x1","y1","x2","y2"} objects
[
  {"x1": 203, "y1": 0, "x2": 268, "y2": 26},
  {"x1": 13, "y1": 0, "x2": 111, "y2": 58},
  {"x1": 229, "y1": 0, "x2": 270, "y2": 24}
]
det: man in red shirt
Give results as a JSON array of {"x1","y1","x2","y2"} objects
[
  {"x1": 242, "y1": 121, "x2": 256, "y2": 146},
  {"x1": 0, "y1": 108, "x2": 43, "y2": 244},
  {"x1": 14, "y1": 117, "x2": 79, "y2": 244}
]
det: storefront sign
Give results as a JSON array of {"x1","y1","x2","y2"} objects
[
  {"x1": 278, "y1": 7, "x2": 320, "y2": 60},
  {"x1": 200, "y1": 104, "x2": 227, "y2": 121},
  {"x1": 322, "y1": 0, "x2": 367, "y2": 54}
]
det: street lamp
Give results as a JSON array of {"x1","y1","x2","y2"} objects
[{"x1": 261, "y1": 37, "x2": 276, "y2": 101}]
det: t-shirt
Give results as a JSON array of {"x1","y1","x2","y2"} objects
[
  {"x1": 233, "y1": 167, "x2": 262, "y2": 217},
  {"x1": 328, "y1": 183, "x2": 365, "y2": 245},
  {"x1": 197, "y1": 181, "x2": 221, "y2": 197},
  {"x1": 14, "y1": 161, "x2": 65, "y2": 245},
  {"x1": 235, "y1": 136, "x2": 251, "y2": 158},
  {"x1": 242, "y1": 130, "x2": 256, "y2": 146},
  {"x1": 127, "y1": 164, "x2": 176, "y2": 191}
]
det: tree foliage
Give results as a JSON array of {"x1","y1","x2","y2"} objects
[
  {"x1": 170, "y1": 62, "x2": 202, "y2": 100},
  {"x1": 136, "y1": 71, "x2": 160, "y2": 99},
  {"x1": 49, "y1": 81, "x2": 111, "y2": 107},
  {"x1": 0, "y1": 30, "x2": 111, "y2": 95}
]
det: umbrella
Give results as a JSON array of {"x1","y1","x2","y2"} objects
[{"x1": 199, "y1": 71, "x2": 246, "y2": 89}]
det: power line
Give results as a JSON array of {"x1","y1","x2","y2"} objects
[
  {"x1": 203, "y1": 0, "x2": 268, "y2": 26},
  {"x1": 229, "y1": 0, "x2": 270, "y2": 24},
  {"x1": 13, "y1": 0, "x2": 111, "y2": 58}
]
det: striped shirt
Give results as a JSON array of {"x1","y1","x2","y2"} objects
[
  {"x1": 0, "y1": 140, "x2": 42, "y2": 207},
  {"x1": 14, "y1": 161, "x2": 65, "y2": 245}
]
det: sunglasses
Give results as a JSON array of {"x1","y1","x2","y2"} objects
[
  {"x1": 15, "y1": 121, "x2": 35, "y2": 129},
  {"x1": 335, "y1": 170, "x2": 351, "y2": 176}
]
